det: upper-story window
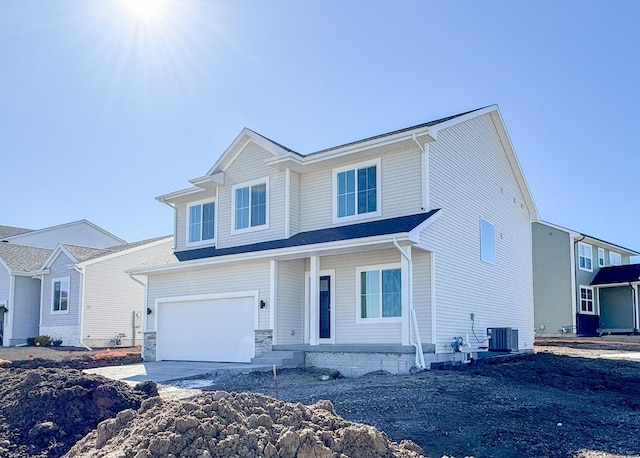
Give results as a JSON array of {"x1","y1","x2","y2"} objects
[
  {"x1": 609, "y1": 251, "x2": 622, "y2": 266},
  {"x1": 333, "y1": 159, "x2": 381, "y2": 223},
  {"x1": 188, "y1": 200, "x2": 215, "y2": 245},
  {"x1": 232, "y1": 178, "x2": 268, "y2": 232},
  {"x1": 52, "y1": 277, "x2": 70, "y2": 313},
  {"x1": 578, "y1": 242, "x2": 593, "y2": 272},
  {"x1": 480, "y1": 218, "x2": 496, "y2": 264},
  {"x1": 597, "y1": 248, "x2": 605, "y2": 267}
]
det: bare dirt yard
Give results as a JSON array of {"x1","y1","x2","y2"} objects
[{"x1": 1, "y1": 339, "x2": 640, "y2": 457}]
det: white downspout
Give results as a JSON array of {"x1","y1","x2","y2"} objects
[
  {"x1": 393, "y1": 238, "x2": 426, "y2": 369},
  {"x1": 73, "y1": 265, "x2": 92, "y2": 351}
]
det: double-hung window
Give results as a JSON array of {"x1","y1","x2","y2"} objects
[
  {"x1": 188, "y1": 200, "x2": 215, "y2": 244},
  {"x1": 609, "y1": 251, "x2": 622, "y2": 266},
  {"x1": 333, "y1": 159, "x2": 381, "y2": 222},
  {"x1": 579, "y1": 285, "x2": 595, "y2": 314},
  {"x1": 233, "y1": 179, "x2": 268, "y2": 232},
  {"x1": 578, "y1": 242, "x2": 593, "y2": 271},
  {"x1": 598, "y1": 248, "x2": 605, "y2": 267},
  {"x1": 52, "y1": 277, "x2": 69, "y2": 313},
  {"x1": 357, "y1": 264, "x2": 401, "y2": 321}
]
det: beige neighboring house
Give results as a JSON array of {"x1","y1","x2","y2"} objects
[{"x1": 37, "y1": 236, "x2": 173, "y2": 348}]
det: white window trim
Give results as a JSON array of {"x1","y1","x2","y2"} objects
[
  {"x1": 185, "y1": 197, "x2": 217, "y2": 247},
  {"x1": 609, "y1": 251, "x2": 622, "y2": 267},
  {"x1": 597, "y1": 248, "x2": 605, "y2": 267},
  {"x1": 578, "y1": 242, "x2": 593, "y2": 272},
  {"x1": 579, "y1": 285, "x2": 596, "y2": 315},
  {"x1": 355, "y1": 262, "x2": 402, "y2": 324},
  {"x1": 332, "y1": 158, "x2": 382, "y2": 224},
  {"x1": 51, "y1": 276, "x2": 70, "y2": 315},
  {"x1": 231, "y1": 177, "x2": 270, "y2": 235},
  {"x1": 480, "y1": 218, "x2": 496, "y2": 264}
]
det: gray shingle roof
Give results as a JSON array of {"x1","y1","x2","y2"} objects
[
  {"x1": 63, "y1": 235, "x2": 172, "y2": 263},
  {"x1": 0, "y1": 243, "x2": 52, "y2": 272},
  {"x1": 0, "y1": 225, "x2": 33, "y2": 239}
]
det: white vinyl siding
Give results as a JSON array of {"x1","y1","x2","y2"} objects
[
  {"x1": 421, "y1": 113, "x2": 535, "y2": 353},
  {"x1": 0, "y1": 265, "x2": 9, "y2": 306},
  {"x1": 41, "y1": 252, "x2": 81, "y2": 327},
  {"x1": 578, "y1": 242, "x2": 593, "y2": 272},
  {"x1": 216, "y1": 142, "x2": 286, "y2": 248},
  {"x1": 276, "y1": 259, "x2": 305, "y2": 344},
  {"x1": 82, "y1": 239, "x2": 173, "y2": 348},
  {"x1": 6, "y1": 222, "x2": 122, "y2": 249},
  {"x1": 411, "y1": 250, "x2": 433, "y2": 344},
  {"x1": 146, "y1": 259, "x2": 271, "y2": 332},
  {"x1": 299, "y1": 148, "x2": 423, "y2": 232},
  {"x1": 289, "y1": 171, "x2": 300, "y2": 236}
]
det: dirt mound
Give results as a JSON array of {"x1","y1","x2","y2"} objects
[
  {"x1": 0, "y1": 367, "x2": 156, "y2": 457},
  {"x1": 65, "y1": 391, "x2": 424, "y2": 457}
]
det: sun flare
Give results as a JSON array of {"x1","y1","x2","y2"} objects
[{"x1": 120, "y1": 0, "x2": 168, "y2": 22}]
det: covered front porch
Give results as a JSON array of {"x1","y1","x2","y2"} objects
[{"x1": 591, "y1": 264, "x2": 640, "y2": 335}]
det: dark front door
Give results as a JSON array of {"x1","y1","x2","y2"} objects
[{"x1": 319, "y1": 275, "x2": 331, "y2": 339}]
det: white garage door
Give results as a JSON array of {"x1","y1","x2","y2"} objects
[{"x1": 156, "y1": 296, "x2": 255, "y2": 362}]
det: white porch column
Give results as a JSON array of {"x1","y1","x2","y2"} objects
[
  {"x1": 401, "y1": 246, "x2": 412, "y2": 346},
  {"x1": 309, "y1": 255, "x2": 319, "y2": 345},
  {"x1": 269, "y1": 260, "x2": 277, "y2": 344}
]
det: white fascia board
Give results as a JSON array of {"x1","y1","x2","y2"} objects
[
  {"x1": 265, "y1": 128, "x2": 433, "y2": 169},
  {"x1": 535, "y1": 220, "x2": 581, "y2": 239},
  {"x1": 42, "y1": 244, "x2": 79, "y2": 270},
  {"x1": 594, "y1": 281, "x2": 640, "y2": 288},
  {"x1": 156, "y1": 186, "x2": 207, "y2": 204},
  {"x1": 189, "y1": 172, "x2": 225, "y2": 188},
  {"x1": 408, "y1": 210, "x2": 442, "y2": 243},
  {"x1": 76, "y1": 237, "x2": 173, "y2": 268},
  {"x1": 130, "y1": 234, "x2": 414, "y2": 276}
]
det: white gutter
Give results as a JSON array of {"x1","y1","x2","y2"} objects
[
  {"x1": 393, "y1": 238, "x2": 426, "y2": 369},
  {"x1": 73, "y1": 265, "x2": 92, "y2": 351}
]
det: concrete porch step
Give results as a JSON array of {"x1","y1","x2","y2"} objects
[{"x1": 251, "y1": 350, "x2": 305, "y2": 368}]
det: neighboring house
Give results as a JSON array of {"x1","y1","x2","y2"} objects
[
  {"x1": 532, "y1": 221, "x2": 639, "y2": 336},
  {"x1": 132, "y1": 105, "x2": 538, "y2": 376},
  {"x1": 1, "y1": 220, "x2": 125, "y2": 249},
  {"x1": 0, "y1": 220, "x2": 125, "y2": 346},
  {"x1": 0, "y1": 244, "x2": 52, "y2": 345},
  {"x1": 38, "y1": 236, "x2": 173, "y2": 348}
]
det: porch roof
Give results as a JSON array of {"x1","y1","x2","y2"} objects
[
  {"x1": 175, "y1": 209, "x2": 440, "y2": 262},
  {"x1": 591, "y1": 264, "x2": 640, "y2": 286}
]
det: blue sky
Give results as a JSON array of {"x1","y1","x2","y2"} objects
[{"x1": 2, "y1": 1, "x2": 639, "y2": 250}]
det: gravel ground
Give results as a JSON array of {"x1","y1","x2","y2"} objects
[{"x1": 160, "y1": 340, "x2": 640, "y2": 458}]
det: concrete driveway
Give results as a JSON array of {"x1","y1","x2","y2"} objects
[{"x1": 85, "y1": 360, "x2": 273, "y2": 385}]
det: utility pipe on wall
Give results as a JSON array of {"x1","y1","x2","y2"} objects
[{"x1": 393, "y1": 238, "x2": 426, "y2": 369}]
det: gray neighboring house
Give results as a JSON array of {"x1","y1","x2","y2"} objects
[
  {"x1": 532, "y1": 221, "x2": 639, "y2": 336},
  {"x1": 0, "y1": 221, "x2": 125, "y2": 346},
  {"x1": 0, "y1": 243, "x2": 52, "y2": 345}
]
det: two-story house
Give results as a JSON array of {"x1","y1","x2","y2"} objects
[
  {"x1": 532, "y1": 221, "x2": 640, "y2": 336},
  {"x1": 132, "y1": 105, "x2": 538, "y2": 375}
]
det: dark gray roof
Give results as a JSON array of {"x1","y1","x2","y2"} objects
[
  {"x1": 175, "y1": 211, "x2": 440, "y2": 262},
  {"x1": 0, "y1": 225, "x2": 33, "y2": 239},
  {"x1": 591, "y1": 264, "x2": 640, "y2": 285},
  {"x1": 63, "y1": 235, "x2": 172, "y2": 263},
  {"x1": 247, "y1": 107, "x2": 488, "y2": 158},
  {"x1": 0, "y1": 243, "x2": 52, "y2": 272}
]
